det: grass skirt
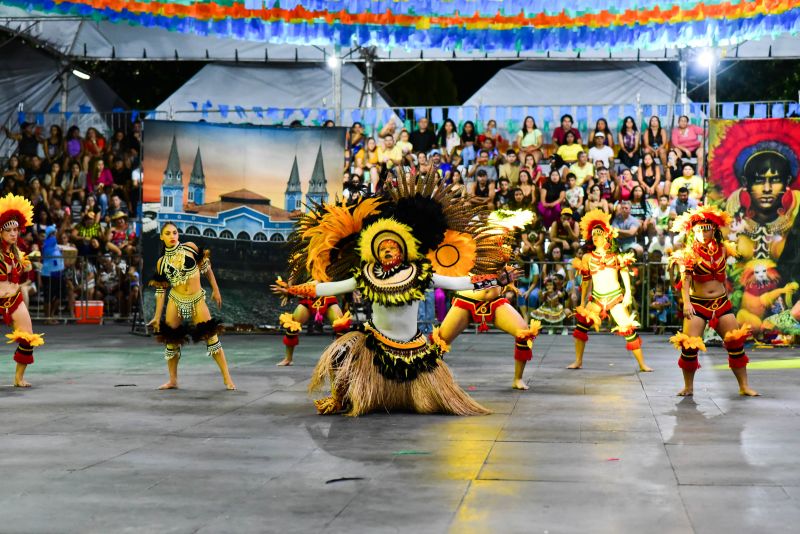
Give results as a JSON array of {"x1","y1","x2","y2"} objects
[{"x1": 309, "y1": 331, "x2": 490, "y2": 416}]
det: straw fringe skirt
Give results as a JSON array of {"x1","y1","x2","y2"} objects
[{"x1": 309, "y1": 331, "x2": 490, "y2": 416}]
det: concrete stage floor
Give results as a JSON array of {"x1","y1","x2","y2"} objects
[{"x1": 2, "y1": 325, "x2": 800, "y2": 533}]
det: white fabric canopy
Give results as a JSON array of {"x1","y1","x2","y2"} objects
[
  {"x1": 156, "y1": 63, "x2": 391, "y2": 121},
  {"x1": 464, "y1": 61, "x2": 681, "y2": 107},
  {"x1": 4, "y1": 5, "x2": 800, "y2": 62}
]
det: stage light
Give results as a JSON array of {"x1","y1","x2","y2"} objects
[
  {"x1": 697, "y1": 49, "x2": 715, "y2": 68},
  {"x1": 327, "y1": 55, "x2": 340, "y2": 69},
  {"x1": 71, "y1": 68, "x2": 91, "y2": 80}
]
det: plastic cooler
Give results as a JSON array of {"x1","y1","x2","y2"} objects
[{"x1": 74, "y1": 300, "x2": 104, "y2": 324}]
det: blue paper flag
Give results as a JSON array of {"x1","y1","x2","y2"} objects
[
  {"x1": 559, "y1": 106, "x2": 571, "y2": 120},
  {"x1": 658, "y1": 105, "x2": 668, "y2": 117},
  {"x1": 267, "y1": 107, "x2": 279, "y2": 121},
  {"x1": 736, "y1": 103, "x2": 750, "y2": 119},
  {"x1": 364, "y1": 108, "x2": 376, "y2": 124},
  {"x1": 722, "y1": 103, "x2": 735, "y2": 119},
  {"x1": 64, "y1": 112, "x2": 73, "y2": 121},
  {"x1": 479, "y1": 106, "x2": 490, "y2": 121},
  {"x1": 253, "y1": 106, "x2": 264, "y2": 118},
  {"x1": 130, "y1": 111, "x2": 139, "y2": 123},
  {"x1": 431, "y1": 107, "x2": 443, "y2": 124},
  {"x1": 382, "y1": 108, "x2": 393, "y2": 124},
  {"x1": 448, "y1": 107, "x2": 460, "y2": 122},
  {"x1": 511, "y1": 106, "x2": 524, "y2": 121},
  {"x1": 543, "y1": 107, "x2": 553, "y2": 122},
  {"x1": 414, "y1": 107, "x2": 426, "y2": 120},
  {"x1": 753, "y1": 104, "x2": 767, "y2": 119},
  {"x1": 575, "y1": 106, "x2": 588, "y2": 121},
  {"x1": 351, "y1": 109, "x2": 362, "y2": 123},
  {"x1": 463, "y1": 107, "x2": 476, "y2": 121},
  {"x1": 35, "y1": 113, "x2": 44, "y2": 125},
  {"x1": 201, "y1": 100, "x2": 212, "y2": 118},
  {"x1": 301, "y1": 108, "x2": 311, "y2": 119},
  {"x1": 591, "y1": 106, "x2": 604, "y2": 122},
  {"x1": 235, "y1": 105, "x2": 246, "y2": 118},
  {"x1": 17, "y1": 112, "x2": 25, "y2": 124},
  {"x1": 49, "y1": 103, "x2": 61, "y2": 114},
  {"x1": 788, "y1": 103, "x2": 798, "y2": 116},
  {"x1": 772, "y1": 103, "x2": 785, "y2": 118},
  {"x1": 219, "y1": 104, "x2": 229, "y2": 118},
  {"x1": 79, "y1": 105, "x2": 92, "y2": 114},
  {"x1": 318, "y1": 109, "x2": 328, "y2": 122},
  {"x1": 642, "y1": 105, "x2": 652, "y2": 118},
  {"x1": 283, "y1": 108, "x2": 294, "y2": 120},
  {"x1": 190, "y1": 101, "x2": 198, "y2": 111}
]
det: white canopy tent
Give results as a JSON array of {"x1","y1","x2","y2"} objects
[
  {"x1": 155, "y1": 63, "x2": 393, "y2": 122},
  {"x1": 464, "y1": 61, "x2": 682, "y2": 107}
]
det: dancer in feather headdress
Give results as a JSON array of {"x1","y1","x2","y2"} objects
[
  {"x1": 272, "y1": 173, "x2": 515, "y2": 416},
  {"x1": 0, "y1": 194, "x2": 42, "y2": 387},
  {"x1": 569, "y1": 209, "x2": 652, "y2": 372},
  {"x1": 669, "y1": 206, "x2": 758, "y2": 396}
]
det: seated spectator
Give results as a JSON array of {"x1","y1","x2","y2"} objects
[
  {"x1": 592, "y1": 166, "x2": 616, "y2": 201},
  {"x1": 492, "y1": 177, "x2": 513, "y2": 210},
  {"x1": 670, "y1": 115, "x2": 705, "y2": 174},
  {"x1": 437, "y1": 119, "x2": 461, "y2": 160},
  {"x1": 508, "y1": 187, "x2": 531, "y2": 211},
  {"x1": 520, "y1": 211, "x2": 545, "y2": 261},
  {"x1": 616, "y1": 116, "x2": 640, "y2": 171},
  {"x1": 106, "y1": 212, "x2": 137, "y2": 257},
  {"x1": 429, "y1": 149, "x2": 448, "y2": 177},
  {"x1": 43, "y1": 125, "x2": 65, "y2": 171},
  {"x1": 469, "y1": 169, "x2": 495, "y2": 206},
  {"x1": 448, "y1": 170, "x2": 467, "y2": 198},
  {"x1": 396, "y1": 131, "x2": 413, "y2": 160},
  {"x1": 516, "y1": 259, "x2": 541, "y2": 319},
  {"x1": 498, "y1": 150, "x2": 520, "y2": 186},
  {"x1": 460, "y1": 121, "x2": 477, "y2": 167},
  {"x1": 2, "y1": 155, "x2": 25, "y2": 187},
  {"x1": 82, "y1": 127, "x2": 106, "y2": 170},
  {"x1": 520, "y1": 153, "x2": 543, "y2": 186},
  {"x1": 26, "y1": 156, "x2": 47, "y2": 185},
  {"x1": 653, "y1": 194, "x2": 675, "y2": 239},
  {"x1": 669, "y1": 187, "x2": 699, "y2": 217},
  {"x1": 107, "y1": 128, "x2": 129, "y2": 160},
  {"x1": 538, "y1": 169, "x2": 566, "y2": 228},
  {"x1": 629, "y1": 185, "x2": 655, "y2": 245},
  {"x1": 478, "y1": 135, "x2": 500, "y2": 164},
  {"x1": 617, "y1": 168, "x2": 637, "y2": 202},
  {"x1": 554, "y1": 131, "x2": 582, "y2": 169},
  {"x1": 552, "y1": 114, "x2": 582, "y2": 146},
  {"x1": 664, "y1": 148, "x2": 682, "y2": 186},
  {"x1": 588, "y1": 133, "x2": 614, "y2": 170},
  {"x1": 585, "y1": 184, "x2": 611, "y2": 214},
  {"x1": 589, "y1": 118, "x2": 614, "y2": 147},
  {"x1": 106, "y1": 193, "x2": 129, "y2": 220},
  {"x1": 565, "y1": 173, "x2": 585, "y2": 218},
  {"x1": 642, "y1": 115, "x2": 668, "y2": 165},
  {"x1": 73, "y1": 212, "x2": 104, "y2": 252},
  {"x1": 515, "y1": 116, "x2": 544, "y2": 162},
  {"x1": 669, "y1": 163, "x2": 704, "y2": 200},
  {"x1": 377, "y1": 134, "x2": 403, "y2": 169},
  {"x1": 110, "y1": 157, "x2": 132, "y2": 197},
  {"x1": 62, "y1": 160, "x2": 87, "y2": 192},
  {"x1": 517, "y1": 169, "x2": 536, "y2": 206},
  {"x1": 88, "y1": 158, "x2": 113, "y2": 216},
  {"x1": 65, "y1": 126, "x2": 84, "y2": 163},
  {"x1": 542, "y1": 243, "x2": 568, "y2": 280},
  {"x1": 549, "y1": 207, "x2": 580, "y2": 255},
  {"x1": 649, "y1": 282, "x2": 672, "y2": 333},
  {"x1": 410, "y1": 117, "x2": 436, "y2": 154},
  {"x1": 45, "y1": 161, "x2": 63, "y2": 189},
  {"x1": 612, "y1": 200, "x2": 643, "y2": 257},
  {"x1": 637, "y1": 152, "x2": 662, "y2": 198},
  {"x1": 467, "y1": 150, "x2": 498, "y2": 184},
  {"x1": 568, "y1": 151, "x2": 594, "y2": 188},
  {"x1": 343, "y1": 174, "x2": 366, "y2": 205}
]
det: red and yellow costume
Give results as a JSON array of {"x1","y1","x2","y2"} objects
[
  {"x1": 0, "y1": 194, "x2": 43, "y2": 367},
  {"x1": 670, "y1": 206, "x2": 750, "y2": 371},
  {"x1": 451, "y1": 294, "x2": 509, "y2": 331},
  {"x1": 571, "y1": 210, "x2": 644, "y2": 353}
]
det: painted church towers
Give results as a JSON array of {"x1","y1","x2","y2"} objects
[{"x1": 162, "y1": 135, "x2": 328, "y2": 211}]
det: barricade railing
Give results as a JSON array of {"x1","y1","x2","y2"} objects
[{"x1": 27, "y1": 254, "x2": 143, "y2": 324}]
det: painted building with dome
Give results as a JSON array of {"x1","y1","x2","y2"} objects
[{"x1": 157, "y1": 136, "x2": 329, "y2": 241}]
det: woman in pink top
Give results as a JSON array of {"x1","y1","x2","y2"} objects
[
  {"x1": 671, "y1": 115, "x2": 704, "y2": 174},
  {"x1": 88, "y1": 158, "x2": 113, "y2": 216}
]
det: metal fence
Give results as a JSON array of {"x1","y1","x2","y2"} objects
[{"x1": 27, "y1": 254, "x2": 143, "y2": 324}]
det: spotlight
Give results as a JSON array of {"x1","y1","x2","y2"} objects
[
  {"x1": 326, "y1": 55, "x2": 340, "y2": 69},
  {"x1": 71, "y1": 68, "x2": 91, "y2": 80},
  {"x1": 697, "y1": 49, "x2": 715, "y2": 68}
]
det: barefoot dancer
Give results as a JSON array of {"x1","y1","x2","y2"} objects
[
  {"x1": 0, "y1": 194, "x2": 43, "y2": 387},
  {"x1": 669, "y1": 206, "x2": 758, "y2": 396},
  {"x1": 569, "y1": 210, "x2": 652, "y2": 371},
  {"x1": 148, "y1": 223, "x2": 235, "y2": 390}
]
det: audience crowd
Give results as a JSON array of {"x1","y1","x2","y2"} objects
[
  {"x1": 1, "y1": 121, "x2": 143, "y2": 322},
  {"x1": 343, "y1": 113, "x2": 708, "y2": 330}
]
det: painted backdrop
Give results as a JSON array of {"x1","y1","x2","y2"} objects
[
  {"x1": 142, "y1": 120, "x2": 346, "y2": 325},
  {"x1": 707, "y1": 118, "x2": 800, "y2": 338}
]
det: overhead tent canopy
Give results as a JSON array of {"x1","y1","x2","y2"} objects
[
  {"x1": 2, "y1": 1, "x2": 800, "y2": 61},
  {"x1": 155, "y1": 63, "x2": 394, "y2": 120},
  {"x1": 464, "y1": 61, "x2": 681, "y2": 107},
  {"x1": 0, "y1": 39, "x2": 124, "y2": 126}
]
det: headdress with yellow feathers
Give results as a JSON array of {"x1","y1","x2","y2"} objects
[
  {"x1": 0, "y1": 194, "x2": 34, "y2": 231},
  {"x1": 579, "y1": 209, "x2": 618, "y2": 241},
  {"x1": 671, "y1": 205, "x2": 732, "y2": 235}
]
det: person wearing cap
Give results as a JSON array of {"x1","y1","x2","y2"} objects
[
  {"x1": 549, "y1": 207, "x2": 580, "y2": 255},
  {"x1": 0, "y1": 194, "x2": 42, "y2": 387},
  {"x1": 588, "y1": 131, "x2": 614, "y2": 170}
]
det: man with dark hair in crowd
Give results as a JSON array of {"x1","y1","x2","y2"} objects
[
  {"x1": 2, "y1": 122, "x2": 41, "y2": 167},
  {"x1": 493, "y1": 177, "x2": 513, "y2": 210},
  {"x1": 498, "y1": 149, "x2": 520, "y2": 186},
  {"x1": 552, "y1": 114, "x2": 582, "y2": 147},
  {"x1": 468, "y1": 149, "x2": 498, "y2": 184},
  {"x1": 549, "y1": 207, "x2": 581, "y2": 255},
  {"x1": 26, "y1": 156, "x2": 47, "y2": 185},
  {"x1": 670, "y1": 186, "x2": 698, "y2": 217},
  {"x1": 409, "y1": 117, "x2": 436, "y2": 154}
]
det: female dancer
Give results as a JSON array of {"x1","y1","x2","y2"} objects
[
  {"x1": 669, "y1": 206, "x2": 758, "y2": 396},
  {"x1": 0, "y1": 194, "x2": 42, "y2": 387},
  {"x1": 569, "y1": 209, "x2": 652, "y2": 372},
  {"x1": 148, "y1": 223, "x2": 235, "y2": 390}
]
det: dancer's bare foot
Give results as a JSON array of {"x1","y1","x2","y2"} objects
[
  {"x1": 13, "y1": 379, "x2": 31, "y2": 387},
  {"x1": 512, "y1": 379, "x2": 529, "y2": 390},
  {"x1": 276, "y1": 358, "x2": 293, "y2": 366},
  {"x1": 567, "y1": 361, "x2": 582, "y2": 369},
  {"x1": 639, "y1": 365, "x2": 654, "y2": 372},
  {"x1": 225, "y1": 381, "x2": 237, "y2": 391},
  {"x1": 739, "y1": 387, "x2": 760, "y2": 396},
  {"x1": 677, "y1": 387, "x2": 693, "y2": 396},
  {"x1": 158, "y1": 381, "x2": 178, "y2": 390}
]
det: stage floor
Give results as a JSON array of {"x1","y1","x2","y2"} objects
[{"x1": 2, "y1": 325, "x2": 800, "y2": 533}]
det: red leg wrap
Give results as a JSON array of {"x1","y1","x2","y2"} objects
[
  {"x1": 728, "y1": 354, "x2": 749, "y2": 369},
  {"x1": 626, "y1": 337, "x2": 642, "y2": 351},
  {"x1": 514, "y1": 344, "x2": 532, "y2": 362},
  {"x1": 283, "y1": 334, "x2": 299, "y2": 347},
  {"x1": 678, "y1": 356, "x2": 700, "y2": 371},
  {"x1": 13, "y1": 343, "x2": 34, "y2": 365},
  {"x1": 573, "y1": 329, "x2": 589, "y2": 342}
]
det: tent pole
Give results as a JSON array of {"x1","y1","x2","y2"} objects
[
  {"x1": 61, "y1": 68, "x2": 68, "y2": 127},
  {"x1": 679, "y1": 49, "x2": 688, "y2": 105},
  {"x1": 362, "y1": 47, "x2": 376, "y2": 108},
  {"x1": 708, "y1": 49, "x2": 718, "y2": 119}
]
